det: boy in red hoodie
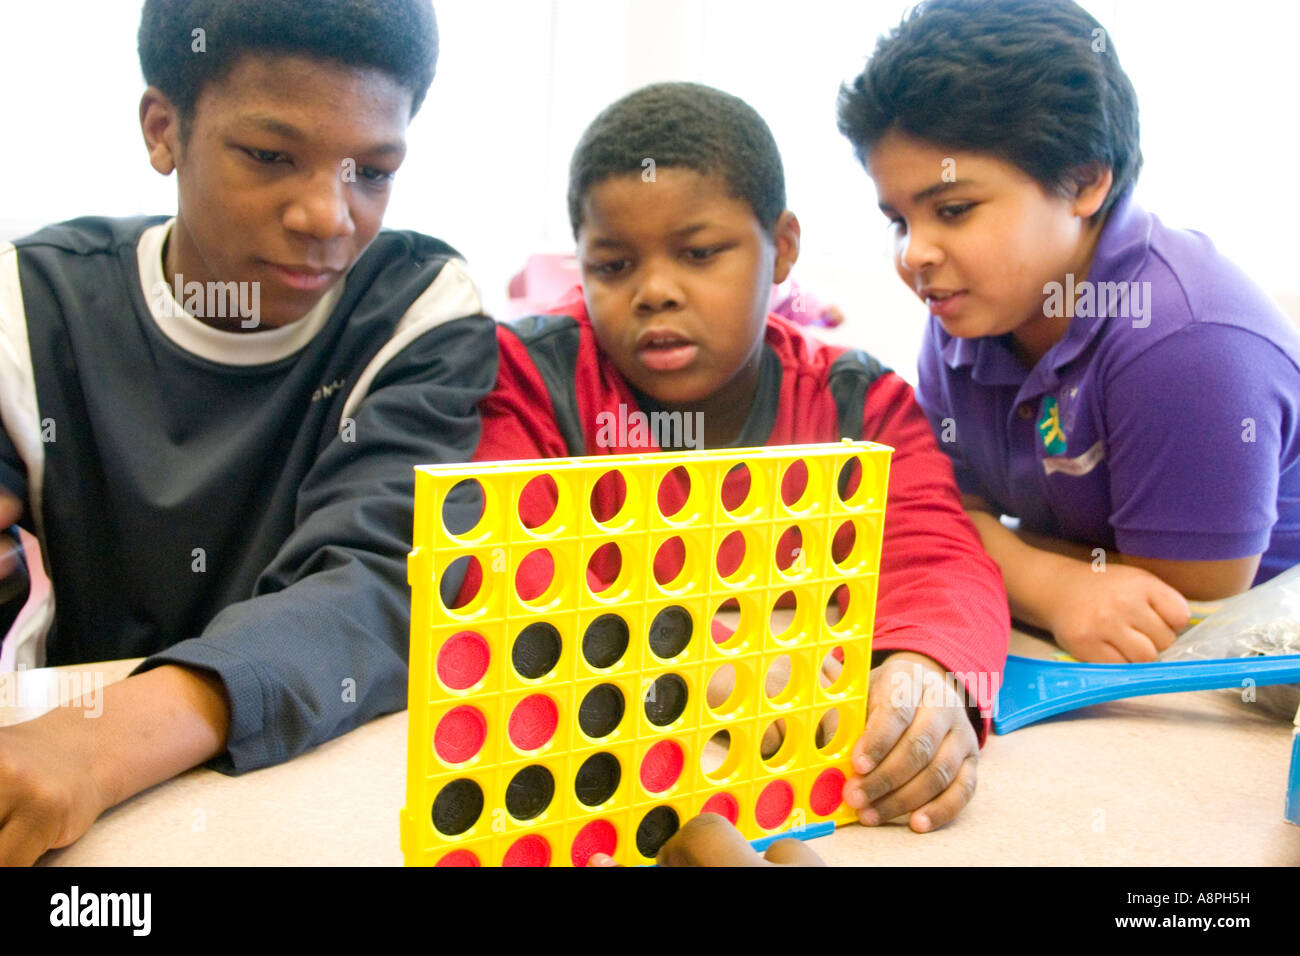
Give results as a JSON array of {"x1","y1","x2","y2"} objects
[{"x1": 476, "y1": 82, "x2": 1008, "y2": 836}]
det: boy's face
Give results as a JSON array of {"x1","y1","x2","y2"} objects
[
  {"x1": 577, "y1": 168, "x2": 797, "y2": 425},
  {"x1": 866, "y1": 129, "x2": 1106, "y2": 345},
  {"x1": 143, "y1": 54, "x2": 412, "y2": 330}
]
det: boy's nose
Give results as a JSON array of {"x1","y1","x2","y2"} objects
[
  {"x1": 898, "y1": 228, "x2": 942, "y2": 273},
  {"x1": 631, "y1": 268, "x2": 685, "y2": 315},
  {"x1": 283, "y1": 170, "x2": 356, "y2": 241}
]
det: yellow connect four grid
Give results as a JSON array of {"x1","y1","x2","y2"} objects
[{"x1": 401, "y1": 440, "x2": 892, "y2": 866}]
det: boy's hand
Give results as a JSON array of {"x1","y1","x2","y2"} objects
[
  {"x1": 0, "y1": 709, "x2": 114, "y2": 865},
  {"x1": 844, "y1": 651, "x2": 978, "y2": 832},
  {"x1": 1046, "y1": 561, "x2": 1190, "y2": 663},
  {"x1": 588, "y1": 812, "x2": 826, "y2": 867},
  {"x1": 0, "y1": 665, "x2": 229, "y2": 865}
]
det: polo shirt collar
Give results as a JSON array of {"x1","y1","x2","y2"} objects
[{"x1": 941, "y1": 333, "x2": 1025, "y2": 387}]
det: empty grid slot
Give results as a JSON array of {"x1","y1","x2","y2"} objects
[
  {"x1": 442, "y1": 478, "x2": 485, "y2": 536},
  {"x1": 590, "y1": 468, "x2": 628, "y2": 524},
  {"x1": 518, "y1": 473, "x2": 558, "y2": 530},
  {"x1": 656, "y1": 465, "x2": 692, "y2": 520}
]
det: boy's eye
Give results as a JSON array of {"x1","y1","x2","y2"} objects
[
  {"x1": 937, "y1": 202, "x2": 975, "y2": 220},
  {"x1": 684, "y1": 246, "x2": 719, "y2": 261},
  {"x1": 588, "y1": 259, "x2": 630, "y2": 277},
  {"x1": 244, "y1": 148, "x2": 289, "y2": 165},
  {"x1": 358, "y1": 166, "x2": 396, "y2": 185}
]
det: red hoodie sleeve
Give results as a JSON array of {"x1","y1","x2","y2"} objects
[
  {"x1": 863, "y1": 372, "x2": 1010, "y2": 742},
  {"x1": 474, "y1": 324, "x2": 571, "y2": 464}
]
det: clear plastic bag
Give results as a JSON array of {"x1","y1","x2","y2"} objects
[{"x1": 1158, "y1": 564, "x2": 1300, "y2": 721}]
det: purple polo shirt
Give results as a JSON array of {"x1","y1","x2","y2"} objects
[{"x1": 916, "y1": 191, "x2": 1300, "y2": 585}]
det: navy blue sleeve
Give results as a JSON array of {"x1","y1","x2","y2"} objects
[{"x1": 136, "y1": 314, "x2": 497, "y2": 773}]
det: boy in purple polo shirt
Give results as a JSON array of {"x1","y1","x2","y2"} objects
[{"x1": 837, "y1": 0, "x2": 1300, "y2": 664}]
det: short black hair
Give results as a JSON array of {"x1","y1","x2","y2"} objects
[
  {"x1": 568, "y1": 82, "x2": 786, "y2": 239},
  {"x1": 837, "y1": 0, "x2": 1141, "y2": 221},
  {"x1": 139, "y1": 0, "x2": 438, "y2": 135}
]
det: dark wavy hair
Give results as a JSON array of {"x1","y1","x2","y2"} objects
[
  {"x1": 139, "y1": 0, "x2": 438, "y2": 137},
  {"x1": 837, "y1": 0, "x2": 1141, "y2": 221},
  {"x1": 568, "y1": 82, "x2": 786, "y2": 238}
]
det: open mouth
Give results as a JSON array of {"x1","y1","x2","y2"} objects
[
  {"x1": 636, "y1": 330, "x2": 699, "y2": 372},
  {"x1": 922, "y1": 289, "x2": 967, "y2": 317}
]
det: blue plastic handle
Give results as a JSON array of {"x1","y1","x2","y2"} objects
[
  {"x1": 748, "y1": 820, "x2": 835, "y2": 853},
  {"x1": 994, "y1": 654, "x2": 1300, "y2": 734}
]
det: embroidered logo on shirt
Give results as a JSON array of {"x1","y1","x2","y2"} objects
[
  {"x1": 312, "y1": 379, "x2": 346, "y2": 402},
  {"x1": 1042, "y1": 440, "x2": 1106, "y2": 476},
  {"x1": 1037, "y1": 396, "x2": 1067, "y2": 455}
]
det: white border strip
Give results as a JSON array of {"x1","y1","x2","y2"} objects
[
  {"x1": 0, "y1": 242, "x2": 54, "y2": 667},
  {"x1": 339, "y1": 258, "x2": 485, "y2": 426}
]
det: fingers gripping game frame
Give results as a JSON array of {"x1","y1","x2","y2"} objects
[{"x1": 401, "y1": 440, "x2": 892, "y2": 866}]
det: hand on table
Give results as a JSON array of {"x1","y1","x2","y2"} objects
[
  {"x1": 0, "y1": 708, "x2": 115, "y2": 866},
  {"x1": 588, "y1": 812, "x2": 826, "y2": 867},
  {"x1": 0, "y1": 664, "x2": 230, "y2": 866},
  {"x1": 843, "y1": 651, "x2": 979, "y2": 833},
  {"x1": 1046, "y1": 561, "x2": 1190, "y2": 663}
]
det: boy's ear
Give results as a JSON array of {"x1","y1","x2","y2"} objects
[
  {"x1": 1072, "y1": 165, "x2": 1114, "y2": 220},
  {"x1": 771, "y1": 210, "x2": 801, "y2": 285},
  {"x1": 140, "y1": 87, "x2": 183, "y2": 176}
]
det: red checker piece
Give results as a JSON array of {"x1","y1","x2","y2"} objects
[
  {"x1": 570, "y1": 819, "x2": 618, "y2": 867},
  {"x1": 436, "y1": 631, "x2": 490, "y2": 690},
  {"x1": 701, "y1": 792, "x2": 740, "y2": 825},
  {"x1": 809, "y1": 767, "x2": 846, "y2": 817},
  {"x1": 435, "y1": 849, "x2": 481, "y2": 867},
  {"x1": 433, "y1": 705, "x2": 487, "y2": 764},
  {"x1": 503, "y1": 835, "x2": 552, "y2": 867},
  {"x1": 639, "y1": 739, "x2": 684, "y2": 794},
  {"x1": 755, "y1": 779, "x2": 795, "y2": 830},
  {"x1": 508, "y1": 693, "x2": 559, "y2": 751}
]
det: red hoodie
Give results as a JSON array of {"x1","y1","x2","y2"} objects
[{"x1": 472, "y1": 289, "x2": 1010, "y2": 737}]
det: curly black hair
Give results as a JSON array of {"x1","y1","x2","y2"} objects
[
  {"x1": 568, "y1": 82, "x2": 786, "y2": 238},
  {"x1": 837, "y1": 0, "x2": 1141, "y2": 221},
  {"x1": 139, "y1": 0, "x2": 438, "y2": 136}
]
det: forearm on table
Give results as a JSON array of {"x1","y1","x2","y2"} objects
[
  {"x1": 1011, "y1": 525, "x2": 1112, "y2": 563},
  {"x1": 62, "y1": 664, "x2": 230, "y2": 811},
  {"x1": 963, "y1": 508, "x2": 1085, "y2": 632}
]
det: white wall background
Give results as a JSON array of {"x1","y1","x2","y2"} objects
[{"x1": 1, "y1": 0, "x2": 1296, "y2": 382}]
